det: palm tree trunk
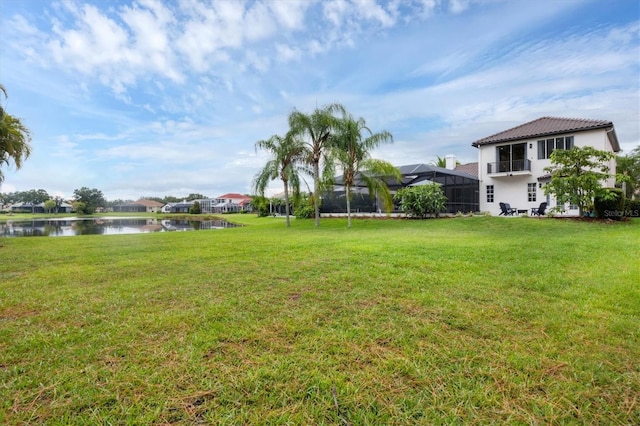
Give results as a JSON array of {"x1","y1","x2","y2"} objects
[
  {"x1": 313, "y1": 161, "x2": 320, "y2": 227},
  {"x1": 283, "y1": 180, "x2": 291, "y2": 227},
  {"x1": 346, "y1": 184, "x2": 352, "y2": 228}
]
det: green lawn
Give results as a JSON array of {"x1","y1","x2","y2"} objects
[{"x1": 1, "y1": 216, "x2": 638, "y2": 424}]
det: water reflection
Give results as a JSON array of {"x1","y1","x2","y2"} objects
[{"x1": 0, "y1": 217, "x2": 239, "y2": 237}]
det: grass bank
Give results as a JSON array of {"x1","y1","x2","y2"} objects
[{"x1": 1, "y1": 216, "x2": 638, "y2": 424}]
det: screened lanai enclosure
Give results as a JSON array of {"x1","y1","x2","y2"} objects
[{"x1": 321, "y1": 163, "x2": 479, "y2": 214}]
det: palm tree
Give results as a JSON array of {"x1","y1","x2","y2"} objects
[
  {"x1": 617, "y1": 146, "x2": 640, "y2": 199},
  {"x1": 432, "y1": 156, "x2": 447, "y2": 168},
  {"x1": 0, "y1": 84, "x2": 32, "y2": 184},
  {"x1": 334, "y1": 113, "x2": 401, "y2": 228},
  {"x1": 288, "y1": 103, "x2": 345, "y2": 226},
  {"x1": 253, "y1": 133, "x2": 305, "y2": 227},
  {"x1": 431, "y1": 155, "x2": 460, "y2": 169}
]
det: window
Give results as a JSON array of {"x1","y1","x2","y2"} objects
[
  {"x1": 486, "y1": 185, "x2": 494, "y2": 203},
  {"x1": 496, "y1": 142, "x2": 527, "y2": 172},
  {"x1": 528, "y1": 183, "x2": 536, "y2": 202},
  {"x1": 538, "y1": 136, "x2": 574, "y2": 159}
]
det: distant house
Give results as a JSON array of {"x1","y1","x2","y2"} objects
[
  {"x1": 113, "y1": 199, "x2": 165, "y2": 213},
  {"x1": 10, "y1": 202, "x2": 73, "y2": 214},
  {"x1": 55, "y1": 202, "x2": 73, "y2": 214},
  {"x1": 169, "y1": 201, "x2": 194, "y2": 213},
  {"x1": 210, "y1": 193, "x2": 253, "y2": 214},
  {"x1": 473, "y1": 116, "x2": 620, "y2": 215},
  {"x1": 11, "y1": 202, "x2": 38, "y2": 213}
]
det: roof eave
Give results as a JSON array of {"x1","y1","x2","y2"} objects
[
  {"x1": 607, "y1": 127, "x2": 621, "y2": 152},
  {"x1": 471, "y1": 123, "x2": 614, "y2": 147}
]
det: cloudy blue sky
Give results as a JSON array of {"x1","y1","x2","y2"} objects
[{"x1": 1, "y1": 0, "x2": 638, "y2": 200}]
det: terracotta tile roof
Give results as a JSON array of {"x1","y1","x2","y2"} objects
[
  {"x1": 134, "y1": 199, "x2": 165, "y2": 207},
  {"x1": 218, "y1": 193, "x2": 251, "y2": 201},
  {"x1": 471, "y1": 116, "x2": 616, "y2": 147},
  {"x1": 454, "y1": 162, "x2": 478, "y2": 177}
]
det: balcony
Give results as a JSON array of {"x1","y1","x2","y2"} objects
[{"x1": 487, "y1": 159, "x2": 532, "y2": 175}]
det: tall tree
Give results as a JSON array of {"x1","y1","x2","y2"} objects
[
  {"x1": 73, "y1": 187, "x2": 106, "y2": 214},
  {"x1": 253, "y1": 133, "x2": 305, "y2": 227},
  {"x1": 543, "y1": 146, "x2": 615, "y2": 217},
  {"x1": 0, "y1": 84, "x2": 32, "y2": 184},
  {"x1": 44, "y1": 199, "x2": 56, "y2": 213},
  {"x1": 288, "y1": 103, "x2": 345, "y2": 226},
  {"x1": 24, "y1": 189, "x2": 50, "y2": 204},
  {"x1": 333, "y1": 113, "x2": 401, "y2": 228}
]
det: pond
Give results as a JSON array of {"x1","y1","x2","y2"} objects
[{"x1": 0, "y1": 217, "x2": 239, "y2": 238}]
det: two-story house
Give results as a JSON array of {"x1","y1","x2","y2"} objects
[{"x1": 473, "y1": 116, "x2": 620, "y2": 215}]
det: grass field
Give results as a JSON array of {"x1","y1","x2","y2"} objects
[{"x1": 1, "y1": 215, "x2": 638, "y2": 424}]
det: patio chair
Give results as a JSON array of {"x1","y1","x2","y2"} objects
[
  {"x1": 499, "y1": 202, "x2": 517, "y2": 216},
  {"x1": 530, "y1": 202, "x2": 547, "y2": 216}
]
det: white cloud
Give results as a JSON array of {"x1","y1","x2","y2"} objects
[
  {"x1": 276, "y1": 44, "x2": 301, "y2": 62},
  {"x1": 323, "y1": 0, "x2": 350, "y2": 27},
  {"x1": 268, "y1": 0, "x2": 310, "y2": 29},
  {"x1": 449, "y1": 0, "x2": 470, "y2": 14},
  {"x1": 244, "y1": 1, "x2": 277, "y2": 41}
]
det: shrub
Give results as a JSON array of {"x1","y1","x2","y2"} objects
[
  {"x1": 72, "y1": 201, "x2": 88, "y2": 215},
  {"x1": 394, "y1": 185, "x2": 447, "y2": 218},
  {"x1": 251, "y1": 196, "x2": 270, "y2": 217},
  {"x1": 294, "y1": 203, "x2": 314, "y2": 219},
  {"x1": 594, "y1": 188, "x2": 624, "y2": 220}
]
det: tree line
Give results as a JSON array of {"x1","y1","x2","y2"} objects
[{"x1": 0, "y1": 189, "x2": 216, "y2": 214}]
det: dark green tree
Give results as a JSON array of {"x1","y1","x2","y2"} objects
[
  {"x1": 186, "y1": 193, "x2": 206, "y2": 201},
  {"x1": 73, "y1": 187, "x2": 106, "y2": 214},
  {"x1": 189, "y1": 201, "x2": 201, "y2": 214},
  {"x1": 24, "y1": 189, "x2": 49, "y2": 204}
]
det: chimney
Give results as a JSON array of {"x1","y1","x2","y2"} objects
[{"x1": 445, "y1": 154, "x2": 456, "y2": 170}]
